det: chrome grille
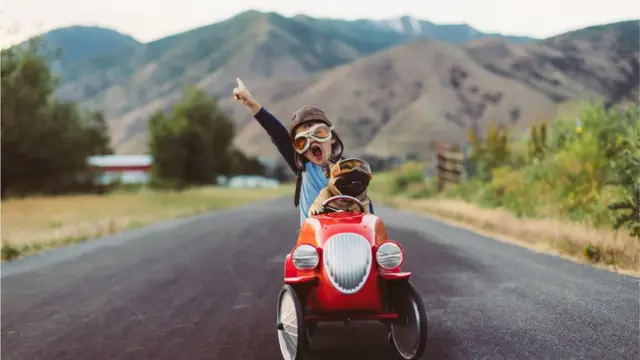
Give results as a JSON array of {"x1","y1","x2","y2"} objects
[{"x1": 323, "y1": 233, "x2": 372, "y2": 294}]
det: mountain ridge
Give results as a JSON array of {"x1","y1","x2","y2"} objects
[
  {"x1": 21, "y1": 26, "x2": 140, "y2": 67},
  {"x1": 24, "y1": 12, "x2": 639, "y2": 158}
]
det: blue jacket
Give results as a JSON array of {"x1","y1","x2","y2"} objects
[{"x1": 253, "y1": 107, "x2": 374, "y2": 224}]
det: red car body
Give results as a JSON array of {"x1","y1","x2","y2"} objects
[{"x1": 283, "y1": 211, "x2": 411, "y2": 322}]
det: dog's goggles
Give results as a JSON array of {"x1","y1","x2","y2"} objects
[
  {"x1": 293, "y1": 123, "x2": 334, "y2": 154},
  {"x1": 331, "y1": 158, "x2": 372, "y2": 178}
]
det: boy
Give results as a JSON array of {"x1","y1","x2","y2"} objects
[{"x1": 232, "y1": 78, "x2": 374, "y2": 224}]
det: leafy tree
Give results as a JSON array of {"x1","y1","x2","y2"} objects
[
  {"x1": 467, "y1": 122, "x2": 510, "y2": 180},
  {"x1": 528, "y1": 121, "x2": 548, "y2": 162},
  {"x1": 1, "y1": 38, "x2": 113, "y2": 197},
  {"x1": 606, "y1": 114, "x2": 640, "y2": 237},
  {"x1": 149, "y1": 85, "x2": 249, "y2": 188},
  {"x1": 226, "y1": 149, "x2": 266, "y2": 176},
  {"x1": 270, "y1": 159, "x2": 294, "y2": 182},
  {"x1": 81, "y1": 109, "x2": 113, "y2": 156},
  {"x1": 148, "y1": 111, "x2": 188, "y2": 188}
]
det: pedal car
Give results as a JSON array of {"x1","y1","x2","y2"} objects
[{"x1": 276, "y1": 195, "x2": 428, "y2": 360}]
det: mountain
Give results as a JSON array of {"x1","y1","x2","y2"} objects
[
  {"x1": 369, "y1": 15, "x2": 536, "y2": 44},
  {"x1": 542, "y1": 19, "x2": 640, "y2": 106},
  {"x1": 25, "y1": 26, "x2": 140, "y2": 66},
  {"x1": 49, "y1": 10, "x2": 540, "y2": 154},
  {"x1": 53, "y1": 10, "x2": 419, "y2": 142},
  {"x1": 288, "y1": 15, "x2": 536, "y2": 45},
  {"x1": 545, "y1": 19, "x2": 639, "y2": 57},
  {"x1": 226, "y1": 19, "x2": 639, "y2": 159},
  {"x1": 471, "y1": 20, "x2": 639, "y2": 108},
  {"x1": 46, "y1": 12, "x2": 638, "y2": 158}
]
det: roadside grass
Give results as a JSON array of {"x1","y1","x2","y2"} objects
[
  {"x1": 377, "y1": 195, "x2": 639, "y2": 276},
  {"x1": 368, "y1": 103, "x2": 640, "y2": 276},
  {"x1": 370, "y1": 161, "x2": 639, "y2": 276},
  {"x1": 1, "y1": 185, "x2": 293, "y2": 261}
]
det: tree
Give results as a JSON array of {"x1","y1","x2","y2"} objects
[
  {"x1": 148, "y1": 111, "x2": 188, "y2": 187},
  {"x1": 467, "y1": 122, "x2": 510, "y2": 180},
  {"x1": 528, "y1": 121, "x2": 548, "y2": 162},
  {"x1": 148, "y1": 86, "x2": 236, "y2": 188},
  {"x1": 81, "y1": 109, "x2": 113, "y2": 156},
  {"x1": 606, "y1": 117, "x2": 640, "y2": 237},
  {"x1": 1, "y1": 38, "x2": 113, "y2": 197},
  {"x1": 226, "y1": 149, "x2": 266, "y2": 176},
  {"x1": 270, "y1": 159, "x2": 294, "y2": 182}
]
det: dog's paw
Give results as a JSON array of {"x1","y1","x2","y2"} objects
[{"x1": 308, "y1": 205, "x2": 325, "y2": 216}]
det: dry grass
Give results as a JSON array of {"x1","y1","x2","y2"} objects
[
  {"x1": 376, "y1": 195, "x2": 640, "y2": 277},
  {"x1": 1, "y1": 185, "x2": 293, "y2": 260}
]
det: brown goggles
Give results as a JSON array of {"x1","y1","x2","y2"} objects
[
  {"x1": 293, "y1": 123, "x2": 334, "y2": 154},
  {"x1": 331, "y1": 158, "x2": 372, "y2": 178}
]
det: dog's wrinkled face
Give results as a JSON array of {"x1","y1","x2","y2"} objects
[{"x1": 328, "y1": 160, "x2": 371, "y2": 198}]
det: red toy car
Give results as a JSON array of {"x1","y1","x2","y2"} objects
[{"x1": 277, "y1": 195, "x2": 428, "y2": 360}]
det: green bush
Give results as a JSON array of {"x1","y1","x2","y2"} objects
[
  {"x1": 1, "y1": 243, "x2": 21, "y2": 261},
  {"x1": 444, "y1": 179, "x2": 484, "y2": 202},
  {"x1": 606, "y1": 119, "x2": 640, "y2": 237},
  {"x1": 391, "y1": 169, "x2": 424, "y2": 194},
  {"x1": 443, "y1": 102, "x2": 639, "y2": 234},
  {"x1": 377, "y1": 102, "x2": 638, "y2": 237},
  {"x1": 406, "y1": 177, "x2": 438, "y2": 198}
]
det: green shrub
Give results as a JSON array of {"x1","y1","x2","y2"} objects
[
  {"x1": 444, "y1": 179, "x2": 484, "y2": 202},
  {"x1": 1, "y1": 243, "x2": 21, "y2": 260},
  {"x1": 439, "y1": 102, "x2": 639, "y2": 234},
  {"x1": 406, "y1": 178, "x2": 438, "y2": 199},
  {"x1": 378, "y1": 102, "x2": 638, "y2": 236},
  {"x1": 582, "y1": 243, "x2": 602, "y2": 262},
  {"x1": 606, "y1": 119, "x2": 640, "y2": 237},
  {"x1": 391, "y1": 169, "x2": 424, "y2": 194}
]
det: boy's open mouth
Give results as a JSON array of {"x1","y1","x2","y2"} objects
[{"x1": 310, "y1": 144, "x2": 324, "y2": 161}]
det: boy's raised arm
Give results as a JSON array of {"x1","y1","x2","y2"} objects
[
  {"x1": 233, "y1": 78, "x2": 297, "y2": 173},
  {"x1": 253, "y1": 107, "x2": 297, "y2": 172}
]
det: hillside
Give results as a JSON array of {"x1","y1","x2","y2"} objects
[
  {"x1": 47, "y1": 10, "x2": 544, "y2": 153},
  {"x1": 369, "y1": 15, "x2": 536, "y2": 44},
  {"x1": 26, "y1": 26, "x2": 140, "y2": 66},
  {"x1": 53, "y1": 10, "x2": 420, "y2": 149},
  {"x1": 228, "y1": 20, "x2": 639, "y2": 159},
  {"x1": 542, "y1": 19, "x2": 640, "y2": 106},
  {"x1": 290, "y1": 15, "x2": 536, "y2": 45},
  {"x1": 53, "y1": 10, "x2": 418, "y2": 106},
  {"x1": 47, "y1": 13, "x2": 638, "y2": 157},
  {"x1": 229, "y1": 39, "x2": 560, "y2": 158}
]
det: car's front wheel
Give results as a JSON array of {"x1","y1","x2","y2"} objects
[
  {"x1": 276, "y1": 284, "x2": 306, "y2": 360},
  {"x1": 388, "y1": 282, "x2": 428, "y2": 359}
]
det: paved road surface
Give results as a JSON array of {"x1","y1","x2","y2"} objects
[{"x1": 2, "y1": 197, "x2": 638, "y2": 360}]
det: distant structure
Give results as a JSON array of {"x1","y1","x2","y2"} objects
[
  {"x1": 227, "y1": 175, "x2": 280, "y2": 189},
  {"x1": 87, "y1": 154, "x2": 153, "y2": 185}
]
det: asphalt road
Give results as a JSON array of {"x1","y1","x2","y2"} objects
[{"x1": 2, "y1": 197, "x2": 638, "y2": 360}]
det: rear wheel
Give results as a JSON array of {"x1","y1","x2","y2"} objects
[
  {"x1": 389, "y1": 282, "x2": 428, "y2": 359},
  {"x1": 276, "y1": 284, "x2": 306, "y2": 360}
]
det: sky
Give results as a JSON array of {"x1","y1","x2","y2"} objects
[{"x1": 2, "y1": 0, "x2": 639, "y2": 47}]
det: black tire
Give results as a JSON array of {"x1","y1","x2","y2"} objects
[
  {"x1": 276, "y1": 284, "x2": 306, "y2": 360},
  {"x1": 389, "y1": 282, "x2": 428, "y2": 359}
]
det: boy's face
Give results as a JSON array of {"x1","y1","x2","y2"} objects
[{"x1": 294, "y1": 121, "x2": 337, "y2": 166}]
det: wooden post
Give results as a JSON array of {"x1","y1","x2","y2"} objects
[{"x1": 435, "y1": 142, "x2": 465, "y2": 192}]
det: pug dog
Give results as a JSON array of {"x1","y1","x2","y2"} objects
[{"x1": 308, "y1": 158, "x2": 373, "y2": 216}]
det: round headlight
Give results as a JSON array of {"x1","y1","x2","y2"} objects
[
  {"x1": 376, "y1": 242, "x2": 403, "y2": 269},
  {"x1": 292, "y1": 244, "x2": 319, "y2": 270}
]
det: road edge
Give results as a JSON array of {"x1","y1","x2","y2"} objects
[
  {"x1": 0, "y1": 196, "x2": 291, "y2": 278},
  {"x1": 378, "y1": 198, "x2": 640, "y2": 278}
]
